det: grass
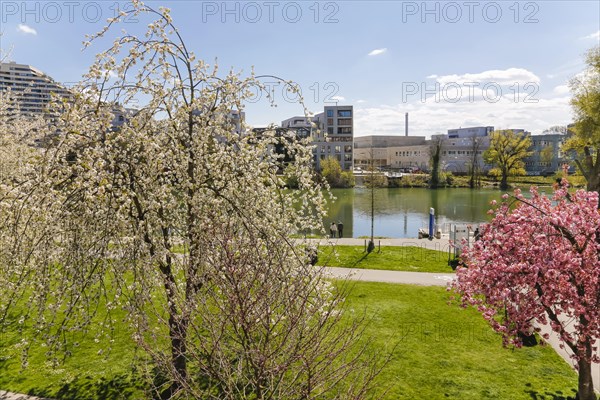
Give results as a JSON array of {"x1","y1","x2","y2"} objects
[
  {"x1": 0, "y1": 306, "x2": 147, "y2": 399},
  {"x1": 0, "y1": 282, "x2": 579, "y2": 399},
  {"x1": 507, "y1": 175, "x2": 587, "y2": 188},
  {"x1": 350, "y1": 282, "x2": 578, "y2": 399},
  {"x1": 316, "y1": 245, "x2": 452, "y2": 273}
]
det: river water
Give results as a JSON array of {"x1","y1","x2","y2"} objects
[{"x1": 322, "y1": 187, "x2": 508, "y2": 238}]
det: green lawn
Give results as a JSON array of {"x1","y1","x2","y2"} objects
[
  {"x1": 0, "y1": 297, "x2": 146, "y2": 399},
  {"x1": 349, "y1": 282, "x2": 578, "y2": 399},
  {"x1": 0, "y1": 282, "x2": 578, "y2": 399},
  {"x1": 317, "y1": 245, "x2": 452, "y2": 273}
]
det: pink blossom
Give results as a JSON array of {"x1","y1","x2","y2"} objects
[{"x1": 452, "y1": 183, "x2": 600, "y2": 374}]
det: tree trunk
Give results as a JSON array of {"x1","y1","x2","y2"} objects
[
  {"x1": 160, "y1": 255, "x2": 189, "y2": 399},
  {"x1": 586, "y1": 171, "x2": 600, "y2": 195},
  {"x1": 500, "y1": 173, "x2": 509, "y2": 191},
  {"x1": 576, "y1": 352, "x2": 597, "y2": 400},
  {"x1": 430, "y1": 157, "x2": 440, "y2": 189},
  {"x1": 578, "y1": 146, "x2": 600, "y2": 203},
  {"x1": 160, "y1": 314, "x2": 188, "y2": 399}
]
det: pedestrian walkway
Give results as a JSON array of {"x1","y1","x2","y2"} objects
[
  {"x1": 324, "y1": 266, "x2": 454, "y2": 286},
  {"x1": 305, "y1": 236, "x2": 453, "y2": 252}
]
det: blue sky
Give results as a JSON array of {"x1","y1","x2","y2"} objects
[{"x1": 2, "y1": 0, "x2": 599, "y2": 137}]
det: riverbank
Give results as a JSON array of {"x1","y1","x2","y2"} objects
[
  {"x1": 351, "y1": 173, "x2": 587, "y2": 189},
  {"x1": 305, "y1": 237, "x2": 451, "y2": 251}
]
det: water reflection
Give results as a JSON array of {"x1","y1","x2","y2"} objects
[{"x1": 325, "y1": 188, "x2": 505, "y2": 238}]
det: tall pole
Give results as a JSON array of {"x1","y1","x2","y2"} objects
[{"x1": 368, "y1": 145, "x2": 375, "y2": 253}]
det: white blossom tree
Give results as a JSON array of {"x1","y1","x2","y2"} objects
[{"x1": 0, "y1": 2, "x2": 383, "y2": 399}]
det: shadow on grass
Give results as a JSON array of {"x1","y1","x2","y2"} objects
[
  {"x1": 349, "y1": 252, "x2": 371, "y2": 268},
  {"x1": 28, "y1": 372, "x2": 145, "y2": 400},
  {"x1": 526, "y1": 388, "x2": 577, "y2": 400}
]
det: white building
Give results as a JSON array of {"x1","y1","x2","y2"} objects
[
  {"x1": 447, "y1": 126, "x2": 494, "y2": 138},
  {"x1": 354, "y1": 136, "x2": 428, "y2": 170}
]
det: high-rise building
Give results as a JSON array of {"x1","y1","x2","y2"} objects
[{"x1": 0, "y1": 62, "x2": 71, "y2": 116}]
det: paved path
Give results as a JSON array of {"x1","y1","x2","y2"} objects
[
  {"x1": 324, "y1": 267, "x2": 454, "y2": 286},
  {"x1": 305, "y1": 236, "x2": 453, "y2": 252}
]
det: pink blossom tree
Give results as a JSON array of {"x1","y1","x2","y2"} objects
[{"x1": 453, "y1": 182, "x2": 600, "y2": 400}]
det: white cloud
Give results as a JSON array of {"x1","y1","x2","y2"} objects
[
  {"x1": 354, "y1": 91, "x2": 572, "y2": 138},
  {"x1": 356, "y1": 99, "x2": 366, "y2": 104},
  {"x1": 430, "y1": 68, "x2": 540, "y2": 85},
  {"x1": 553, "y1": 85, "x2": 570, "y2": 95},
  {"x1": 17, "y1": 24, "x2": 37, "y2": 35},
  {"x1": 368, "y1": 48, "x2": 387, "y2": 56},
  {"x1": 331, "y1": 95, "x2": 345, "y2": 102},
  {"x1": 581, "y1": 30, "x2": 600, "y2": 40}
]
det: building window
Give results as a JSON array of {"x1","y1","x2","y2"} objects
[
  {"x1": 345, "y1": 145, "x2": 352, "y2": 152},
  {"x1": 344, "y1": 154, "x2": 352, "y2": 161},
  {"x1": 338, "y1": 118, "x2": 352, "y2": 126},
  {"x1": 327, "y1": 118, "x2": 334, "y2": 125},
  {"x1": 338, "y1": 127, "x2": 352, "y2": 134},
  {"x1": 335, "y1": 146, "x2": 341, "y2": 153},
  {"x1": 327, "y1": 109, "x2": 333, "y2": 117},
  {"x1": 327, "y1": 127, "x2": 333, "y2": 135},
  {"x1": 337, "y1": 110, "x2": 352, "y2": 117}
]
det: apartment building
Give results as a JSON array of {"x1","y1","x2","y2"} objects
[
  {"x1": 281, "y1": 105, "x2": 354, "y2": 171},
  {"x1": 0, "y1": 62, "x2": 71, "y2": 116}
]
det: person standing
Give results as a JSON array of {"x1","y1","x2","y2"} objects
[
  {"x1": 337, "y1": 221, "x2": 344, "y2": 238},
  {"x1": 330, "y1": 222, "x2": 338, "y2": 238}
]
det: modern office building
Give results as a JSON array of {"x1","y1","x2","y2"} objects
[
  {"x1": 352, "y1": 127, "x2": 511, "y2": 173},
  {"x1": 440, "y1": 135, "x2": 492, "y2": 173},
  {"x1": 523, "y1": 131, "x2": 570, "y2": 175},
  {"x1": 0, "y1": 62, "x2": 71, "y2": 116},
  {"x1": 354, "y1": 135, "x2": 428, "y2": 170}
]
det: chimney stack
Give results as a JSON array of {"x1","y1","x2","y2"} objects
[{"x1": 405, "y1": 112, "x2": 408, "y2": 136}]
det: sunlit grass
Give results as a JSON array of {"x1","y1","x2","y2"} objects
[
  {"x1": 349, "y1": 282, "x2": 578, "y2": 399},
  {"x1": 0, "y1": 282, "x2": 579, "y2": 399},
  {"x1": 317, "y1": 245, "x2": 452, "y2": 273}
]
